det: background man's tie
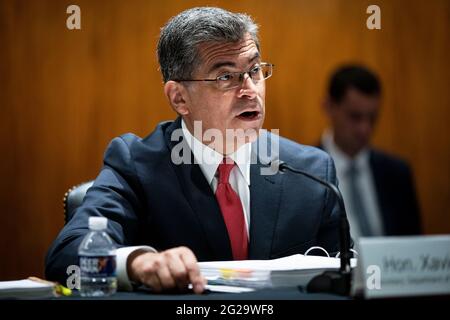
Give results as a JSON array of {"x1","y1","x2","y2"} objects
[
  {"x1": 215, "y1": 158, "x2": 248, "y2": 260},
  {"x1": 347, "y1": 162, "x2": 373, "y2": 236}
]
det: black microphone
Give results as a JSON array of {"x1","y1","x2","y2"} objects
[{"x1": 268, "y1": 159, "x2": 352, "y2": 296}]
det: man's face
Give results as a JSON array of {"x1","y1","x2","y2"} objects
[
  {"x1": 182, "y1": 33, "x2": 266, "y2": 153},
  {"x1": 328, "y1": 88, "x2": 380, "y2": 157}
]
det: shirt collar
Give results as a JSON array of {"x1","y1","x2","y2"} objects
[
  {"x1": 321, "y1": 129, "x2": 369, "y2": 172},
  {"x1": 181, "y1": 119, "x2": 251, "y2": 186}
]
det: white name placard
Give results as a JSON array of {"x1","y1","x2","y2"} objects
[{"x1": 353, "y1": 235, "x2": 450, "y2": 299}]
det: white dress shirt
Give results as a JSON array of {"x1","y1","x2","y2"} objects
[
  {"x1": 321, "y1": 129, "x2": 385, "y2": 240},
  {"x1": 116, "y1": 119, "x2": 252, "y2": 290},
  {"x1": 181, "y1": 119, "x2": 252, "y2": 234}
]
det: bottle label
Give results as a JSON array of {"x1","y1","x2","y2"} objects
[{"x1": 79, "y1": 255, "x2": 116, "y2": 277}]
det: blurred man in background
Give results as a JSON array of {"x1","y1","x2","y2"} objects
[{"x1": 320, "y1": 65, "x2": 422, "y2": 239}]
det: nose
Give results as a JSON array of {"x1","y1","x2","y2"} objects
[{"x1": 237, "y1": 73, "x2": 258, "y2": 99}]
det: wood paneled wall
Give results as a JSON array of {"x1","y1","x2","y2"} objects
[{"x1": 1, "y1": 0, "x2": 449, "y2": 280}]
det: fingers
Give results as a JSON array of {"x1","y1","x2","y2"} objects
[
  {"x1": 130, "y1": 247, "x2": 205, "y2": 294},
  {"x1": 144, "y1": 271, "x2": 163, "y2": 292},
  {"x1": 155, "y1": 262, "x2": 176, "y2": 290},
  {"x1": 179, "y1": 247, "x2": 206, "y2": 294},
  {"x1": 165, "y1": 251, "x2": 190, "y2": 290},
  {"x1": 131, "y1": 253, "x2": 163, "y2": 292}
]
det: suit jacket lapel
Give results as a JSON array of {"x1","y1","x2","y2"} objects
[
  {"x1": 248, "y1": 131, "x2": 284, "y2": 259},
  {"x1": 164, "y1": 117, "x2": 232, "y2": 260},
  {"x1": 163, "y1": 120, "x2": 283, "y2": 260}
]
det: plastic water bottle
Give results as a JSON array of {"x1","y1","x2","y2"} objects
[{"x1": 78, "y1": 217, "x2": 117, "y2": 297}]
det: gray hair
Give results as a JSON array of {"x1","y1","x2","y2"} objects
[{"x1": 157, "y1": 7, "x2": 259, "y2": 83}]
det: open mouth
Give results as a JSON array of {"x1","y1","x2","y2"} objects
[{"x1": 236, "y1": 111, "x2": 261, "y2": 121}]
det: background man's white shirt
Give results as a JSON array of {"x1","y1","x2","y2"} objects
[{"x1": 322, "y1": 129, "x2": 384, "y2": 240}]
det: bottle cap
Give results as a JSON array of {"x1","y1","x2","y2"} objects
[{"x1": 88, "y1": 217, "x2": 107, "y2": 230}]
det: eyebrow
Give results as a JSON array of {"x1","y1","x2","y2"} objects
[{"x1": 208, "y1": 52, "x2": 261, "y2": 74}]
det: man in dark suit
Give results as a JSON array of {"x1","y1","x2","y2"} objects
[
  {"x1": 320, "y1": 65, "x2": 421, "y2": 239},
  {"x1": 46, "y1": 7, "x2": 342, "y2": 293}
]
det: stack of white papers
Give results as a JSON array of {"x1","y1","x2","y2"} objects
[
  {"x1": 199, "y1": 254, "x2": 357, "y2": 289},
  {"x1": 0, "y1": 279, "x2": 55, "y2": 299}
]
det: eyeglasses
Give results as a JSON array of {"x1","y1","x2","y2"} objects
[{"x1": 173, "y1": 62, "x2": 274, "y2": 91}]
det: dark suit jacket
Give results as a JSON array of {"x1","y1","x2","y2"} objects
[
  {"x1": 318, "y1": 143, "x2": 421, "y2": 236},
  {"x1": 46, "y1": 118, "x2": 343, "y2": 285},
  {"x1": 369, "y1": 149, "x2": 421, "y2": 235}
]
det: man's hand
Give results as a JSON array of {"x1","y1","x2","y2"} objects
[{"x1": 127, "y1": 246, "x2": 207, "y2": 294}]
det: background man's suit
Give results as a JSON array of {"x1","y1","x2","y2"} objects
[
  {"x1": 319, "y1": 143, "x2": 421, "y2": 236},
  {"x1": 367, "y1": 149, "x2": 421, "y2": 235},
  {"x1": 46, "y1": 118, "x2": 343, "y2": 285}
]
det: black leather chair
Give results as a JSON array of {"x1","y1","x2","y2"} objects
[{"x1": 63, "y1": 181, "x2": 94, "y2": 224}]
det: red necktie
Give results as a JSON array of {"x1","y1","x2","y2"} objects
[{"x1": 215, "y1": 158, "x2": 248, "y2": 260}]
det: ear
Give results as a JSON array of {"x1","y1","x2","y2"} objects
[{"x1": 164, "y1": 81, "x2": 190, "y2": 116}]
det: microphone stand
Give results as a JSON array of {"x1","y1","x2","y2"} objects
[{"x1": 273, "y1": 161, "x2": 352, "y2": 296}]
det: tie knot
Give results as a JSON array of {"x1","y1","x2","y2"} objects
[{"x1": 217, "y1": 158, "x2": 235, "y2": 184}]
